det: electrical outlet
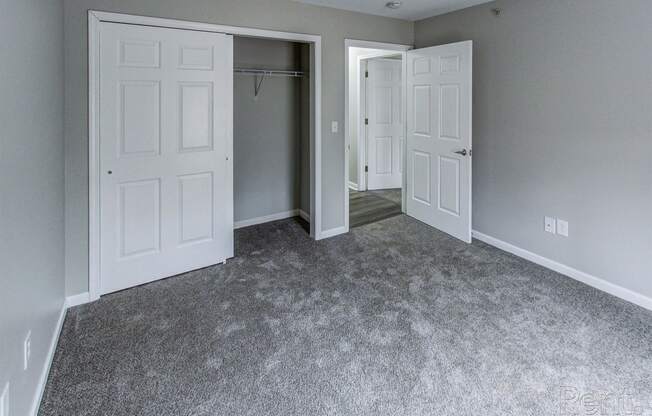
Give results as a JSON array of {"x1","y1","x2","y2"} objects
[
  {"x1": 23, "y1": 331, "x2": 31, "y2": 371},
  {"x1": 544, "y1": 216, "x2": 556, "y2": 234},
  {"x1": 331, "y1": 121, "x2": 338, "y2": 133},
  {"x1": 0, "y1": 382, "x2": 9, "y2": 416},
  {"x1": 557, "y1": 219, "x2": 569, "y2": 237}
]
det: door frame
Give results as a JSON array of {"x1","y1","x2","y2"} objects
[
  {"x1": 88, "y1": 10, "x2": 323, "y2": 301},
  {"x1": 344, "y1": 39, "x2": 412, "y2": 232}
]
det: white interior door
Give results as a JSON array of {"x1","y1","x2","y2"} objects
[
  {"x1": 366, "y1": 59, "x2": 403, "y2": 190},
  {"x1": 406, "y1": 41, "x2": 472, "y2": 243},
  {"x1": 99, "y1": 22, "x2": 233, "y2": 295}
]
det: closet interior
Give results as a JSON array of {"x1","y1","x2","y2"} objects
[{"x1": 233, "y1": 36, "x2": 311, "y2": 232}]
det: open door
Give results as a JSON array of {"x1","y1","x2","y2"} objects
[
  {"x1": 406, "y1": 41, "x2": 472, "y2": 243},
  {"x1": 366, "y1": 58, "x2": 403, "y2": 190}
]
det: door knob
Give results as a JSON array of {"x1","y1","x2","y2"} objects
[{"x1": 454, "y1": 149, "x2": 467, "y2": 156}]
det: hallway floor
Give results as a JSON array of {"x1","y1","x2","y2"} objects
[{"x1": 349, "y1": 188, "x2": 401, "y2": 228}]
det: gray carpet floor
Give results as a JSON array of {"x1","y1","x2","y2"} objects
[
  {"x1": 350, "y1": 189, "x2": 402, "y2": 228},
  {"x1": 40, "y1": 215, "x2": 652, "y2": 416}
]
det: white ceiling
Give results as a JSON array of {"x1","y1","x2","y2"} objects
[{"x1": 293, "y1": 0, "x2": 494, "y2": 21}]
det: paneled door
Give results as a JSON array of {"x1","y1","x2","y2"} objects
[
  {"x1": 99, "y1": 22, "x2": 233, "y2": 294},
  {"x1": 406, "y1": 41, "x2": 472, "y2": 243},
  {"x1": 366, "y1": 59, "x2": 403, "y2": 190}
]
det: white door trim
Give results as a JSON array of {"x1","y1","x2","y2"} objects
[
  {"x1": 359, "y1": 58, "x2": 367, "y2": 191},
  {"x1": 344, "y1": 39, "x2": 412, "y2": 232},
  {"x1": 89, "y1": 10, "x2": 323, "y2": 301}
]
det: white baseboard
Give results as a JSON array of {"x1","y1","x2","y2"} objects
[
  {"x1": 234, "y1": 210, "x2": 299, "y2": 229},
  {"x1": 66, "y1": 292, "x2": 91, "y2": 308},
  {"x1": 319, "y1": 225, "x2": 348, "y2": 240},
  {"x1": 348, "y1": 181, "x2": 358, "y2": 191},
  {"x1": 30, "y1": 301, "x2": 66, "y2": 416},
  {"x1": 298, "y1": 209, "x2": 310, "y2": 222},
  {"x1": 472, "y1": 230, "x2": 652, "y2": 311}
]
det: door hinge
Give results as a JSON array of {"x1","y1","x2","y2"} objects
[
  {"x1": 365, "y1": 118, "x2": 368, "y2": 125},
  {"x1": 365, "y1": 165, "x2": 368, "y2": 173},
  {"x1": 365, "y1": 70, "x2": 369, "y2": 78}
]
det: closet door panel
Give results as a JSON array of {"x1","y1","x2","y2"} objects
[{"x1": 99, "y1": 22, "x2": 233, "y2": 295}]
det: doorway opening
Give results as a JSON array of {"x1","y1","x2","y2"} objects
[
  {"x1": 345, "y1": 40, "x2": 411, "y2": 229},
  {"x1": 233, "y1": 37, "x2": 311, "y2": 235}
]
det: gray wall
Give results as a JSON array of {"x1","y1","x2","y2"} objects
[
  {"x1": 0, "y1": 0, "x2": 66, "y2": 414},
  {"x1": 63, "y1": 0, "x2": 414, "y2": 296},
  {"x1": 415, "y1": 0, "x2": 652, "y2": 299},
  {"x1": 234, "y1": 37, "x2": 307, "y2": 222}
]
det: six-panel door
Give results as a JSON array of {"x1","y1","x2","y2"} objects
[
  {"x1": 367, "y1": 59, "x2": 404, "y2": 190},
  {"x1": 406, "y1": 41, "x2": 472, "y2": 243},
  {"x1": 99, "y1": 22, "x2": 233, "y2": 294}
]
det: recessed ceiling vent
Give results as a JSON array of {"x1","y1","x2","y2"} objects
[{"x1": 386, "y1": 1, "x2": 402, "y2": 10}]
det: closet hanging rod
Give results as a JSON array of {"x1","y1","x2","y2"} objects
[{"x1": 234, "y1": 68, "x2": 305, "y2": 78}]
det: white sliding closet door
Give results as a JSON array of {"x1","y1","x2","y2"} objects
[
  {"x1": 99, "y1": 22, "x2": 233, "y2": 295},
  {"x1": 406, "y1": 41, "x2": 472, "y2": 243}
]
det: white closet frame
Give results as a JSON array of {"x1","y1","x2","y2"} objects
[{"x1": 88, "y1": 11, "x2": 322, "y2": 301}]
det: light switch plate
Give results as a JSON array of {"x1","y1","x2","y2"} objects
[
  {"x1": 557, "y1": 219, "x2": 569, "y2": 237},
  {"x1": 331, "y1": 121, "x2": 338, "y2": 133},
  {"x1": 544, "y1": 216, "x2": 556, "y2": 234}
]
